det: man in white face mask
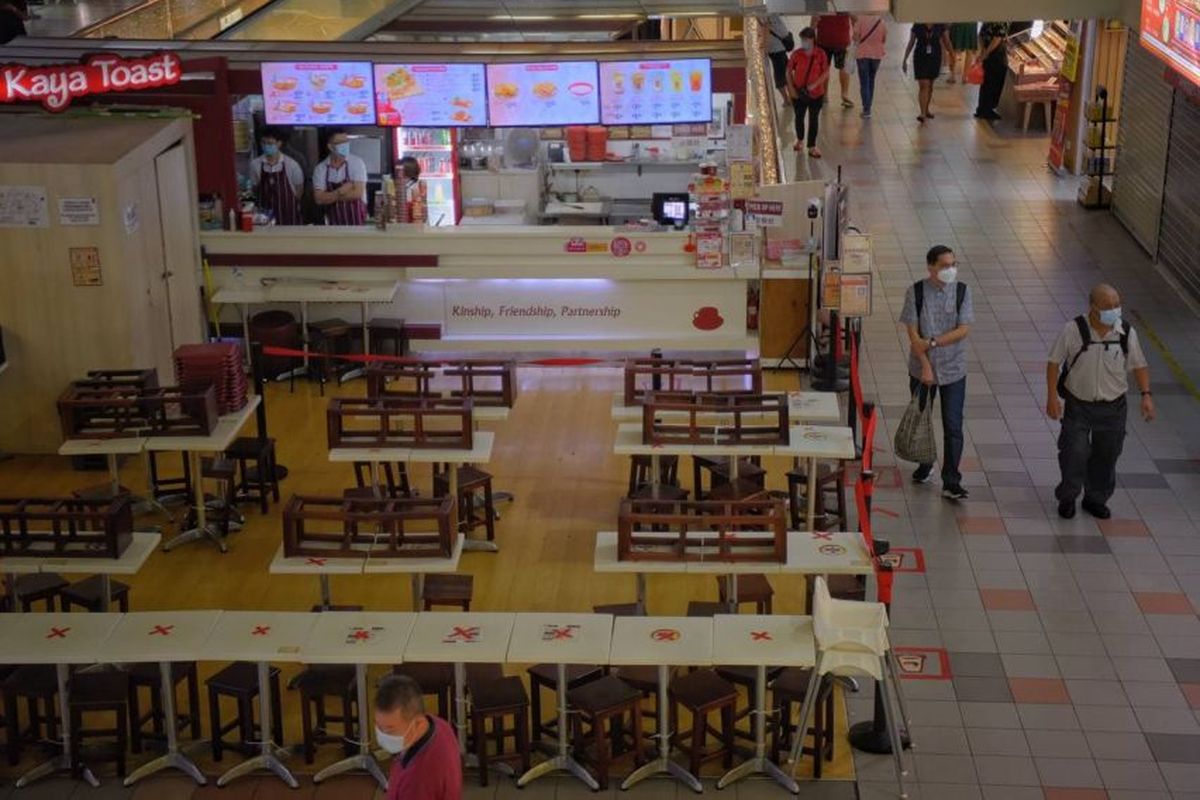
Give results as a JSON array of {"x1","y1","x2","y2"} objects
[
  {"x1": 1045, "y1": 284, "x2": 1153, "y2": 520},
  {"x1": 374, "y1": 675, "x2": 462, "y2": 799}
]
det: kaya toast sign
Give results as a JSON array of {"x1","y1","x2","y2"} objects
[{"x1": 0, "y1": 52, "x2": 183, "y2": 112}]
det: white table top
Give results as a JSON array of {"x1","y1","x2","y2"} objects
[
  {"x1": 615, "y1": 424, "x2": 790, "y2": 458},
  {"x1": 145, "y1": 395, "x2": 261, "y2": 454},
  {"x1": 363, "y1": 534, "x2": 464, "y2": 574},
  {"x1": 0, "y1": 556, "x2": 51, "y2": 575},
  {"x1": 784, "y1": 531, "x2": 873, "y2": 576},
  {"x1": 609, "y1": 616, "x2": 714, "y2": 667},
  {"x1": 506, "y1": 613, "x2": 613, "y2": 665},
  {"x1": 33, "y1": 532, "x2": 161, "y2": 576},
  {"x1": 103, "y1": 610, "x2": 222, "y2": 663},
  {"x1": 788, "y1": 392, "x2": 842, "y2": 423},
  {"x1": 268, "y1": 543, "x2": 366, "y2": 575},
  {"x1": 785, "y1": 425, "x2": 856, "y2": 460},
  {"x1": 214, "y1": 280, "x2": 400, "y2": 305},
  {"x1": 403, "y1": 612, "x2": 516, "y2": 664},
  {"x1": 0, "y1": 612, "x2": 122, "y2": 665},
  {"x1": 328, "y1": 446, "x2": 411, "y2": 464},
  {"x1": 57, "y1": 437, "x2": 146, "y2": 457},
  {"x1": 299, "y1": 611, "x2": 418, "y2": 665},
  {"x1": 543, "y1": 201, "x2": 610, "y2": 216},
  {"x1": 711, "y1": 615, "x2": 816, "y2": 668},
  {"x1": 203, "y1": 611, "x2": 317, "y2": 663},
  {"x1": 329, "y1": 431, "x2": 493, "y2": 466},
  {"x1": 593, "y1": 531, "x2": 688, "y2": 574},
  {"x1": 470, "y1": 406, "x2": 511, "y2": 423}
]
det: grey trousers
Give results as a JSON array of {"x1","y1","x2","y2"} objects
[{"x1": 1055, "y1": 394, "x2": 1127, "y2": 506}]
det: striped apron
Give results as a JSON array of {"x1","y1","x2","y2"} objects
[
  {"x1": 256, "y1": 161, "x2": 302, "y2": 226},
  {"x1": 322, "y1": 161, "x2": 367, "y2": 226}
]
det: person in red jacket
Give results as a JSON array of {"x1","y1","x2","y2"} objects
[
  {"x1": 375, "y1": 675, "x2": 463, "y2": 800},
  {"x1": 812, "y1": 12, "x2": 854, "y2": 108},
  {"x1": 787, "y1": 27, "x2": 831, "y2": 158}
]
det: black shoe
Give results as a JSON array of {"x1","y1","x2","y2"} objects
[
  {"x1": 1081, "y1": 499, "x2": 1111, "y2": 519},
  {"x1": 942, "y1": 485, "x2": 970, "y2": 501},
  {"x1": 912, "y1": 465, "x2": 934, "y2": 484},
  {"x1": 1058, "y1": 501, "x2": 1076, "y2": 519}
]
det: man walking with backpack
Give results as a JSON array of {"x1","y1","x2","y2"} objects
[
  {"x1": 1046, "y1": 284, "x2": 1154, "y2": 519},
  {"x1": 900, "y1": 245, "x2": 974, "y2": 501}
]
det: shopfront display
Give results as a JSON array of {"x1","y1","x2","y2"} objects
[
  {"x1": 1140, "y1": 0, "x2": 1200, "y2": 86},
  {"x1": 485, "y1": 61, "x2": 600, "y2": 127},
  {"x1": 261, "y1": 61, "x2": 375, "y2": 126},
  {"x1": 374, "y1": 63, "x2": 488, "y2": 127},
  {"x1": 599, "y1": 58, "x2": 712, "y2": 125}
]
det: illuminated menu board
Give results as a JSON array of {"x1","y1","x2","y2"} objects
[
  {"x1": 262, "y1": 62, "x2": 375, "y2": 126},
  {"x1": 374, "y1": 63, "x2": 488, "y2": 127},
  {"x1": 485, "y1": 61, "x2": 599, "y2": 127},
  {"x1": 1141, "y1": 0, "x2": 1200, "y2": 87},
  {"x1": 599, "y1": 58, "x2": 712, "y2": 125}
]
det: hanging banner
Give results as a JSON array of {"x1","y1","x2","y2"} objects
[
  {"x1": 744, "y1": 199, "x2": 784, "y2": 227},
  {"x1": 1047, "y1": 80, "x2": 1073, "y2": 172},
  {"x1": 0, "y1": 52, "x2": 182, "y2": 112}
]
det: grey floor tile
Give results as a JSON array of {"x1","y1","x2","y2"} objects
[
  {"x1": 1124, "y1": 681, "x2": 1189, "y2": 708},
  {"x1": 979, "y1": 788, "x2": 1044, "y2": 800},
  {"x1": 919, "y1": 784, "x2": 983, "y2": 800},
  {"x1": 971, "y1": 755, "x2": 1042, "y2": 786},
  {"x1": 1099, "y1": 760, "x2": 1169, "y2": 791},
  {"x1": 1016, "y1": 704, "x2": 1081, "y2": 730},
  {"x1": 949, "y1": 652, "x2": 1006, "y2": 678},
  {"x1": 1085, "y1": 730, "x2": 1156, "y2": 761},
  {"x1": 1166, "y1": 658, "x2": 1200, "y2": 683},
  {"x1": 959, "y1": 702, "x2": 1023, "y2": 730},
  {"x1": 953, "y1": 677, "x2": 1013, "y2": 703},
  {"x1": 1159, "y1": 762, "x2": 1200, "y2": 792},
  {"x1": 1112, "y1": 657, "x2": 1178, "y2": 683},
  {"x1": 1145, "y1": 733, "x2": 1200, "y2": 763},
  {"x1": 966, "y1": 727, "x2": 1030, "y2": 757},
  {"x1": 1076, "y1": 704, "x2": 1144, "y2": 733},
  {"x1": 1066, "y1": 678, "x2": 1129, "y2": 706},
  {"x1": 912, "y1": 754, "x2": 979, "y2": 785},
  {"x1": 1001, "y1": 653, "x2": 1061, "y2": 679},
  {"x1": 1035, "y1": 756, "x2": 1104, "y2": 787},
  {"x1": 1135, "y1": 706, "x2": 1200, "y2": 735},
  {"x1": 909, "y1": 726, "x2": 972, "y2": 755}
]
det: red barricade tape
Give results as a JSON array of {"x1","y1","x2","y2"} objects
[{"x1": 260, "y1": 345, "x2": 608, "y2": 368}]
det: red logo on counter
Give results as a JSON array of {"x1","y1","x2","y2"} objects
[
  {"x1": 634, "y1": 240, "x2": 647, "y2": 253},
  {"x1": 565, "y1": 237, "x2": 588, "y2": 254},
  {"x1": 610, "y1": 237, "x2": 632, "y2": 258},
  {"x1": 651, "y1": 628, "x2": 681, "y2": 642},
  {"x1": 0, "y1": 52, "x2": 182, "y2": 112},
  {"x1": 692, "y1": 306, "x2": 724, "y2": 331}
]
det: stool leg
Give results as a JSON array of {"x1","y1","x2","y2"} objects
[
  {"x1": 483, "y1": 483, "x2": 496, "y2": 541},
  {"x1": 301, "y1": 695, "x2": 315, "y2": 764},
  {"x1": 271, "y1": 675, "x2": 283, "y2": 746},
  {"x1": 129, "y1": 683, "x2": 145, "y2": 754},
  {"x1": 256, "y1": 456, "x2": 269, "y2": 514},
  {"x1": 116, "y1": 706, "x2": 128, "y2": 778},
  {"x1": 721, "y1": 703, "x2": 734, "y2": 768},
  {"x1": 631, "y1": 702, "x2": 645, "y2": 766},
  {"x1": 473, "y1": 710, "x2": 488, "y2": 788},
  {"x1": 689, "y1": 708, "x2": 704, "y2": 777},
  {"x1": 530, "y1": 679, "x2": 543, "y2": 743},
  {"x1": 208, "y1": 688, "x2": 222, "y2": 762},
  {"x1": 187, "y1": 669, "x2": 201, "y2": 740}
]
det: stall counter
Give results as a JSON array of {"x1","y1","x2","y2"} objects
[{"x1": 201, "y1": 226, "x2": 756, "y2": 354}]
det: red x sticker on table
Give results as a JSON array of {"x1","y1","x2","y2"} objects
[
  {"x1": 251, "y1": 626, "x2": 271, "y2": 637},
  {"x1": 149, "y1": 625, "x2": 174, "y2": 637},
  {"x1": 443, "y1": 626, "x2": 480, "y2": 644},
  {"x1": 750, "y1": 630, "x2": 773, "y2": 641},
  {"x1": 651, "y1": 628, "x2": 681, "y2": 642},
  {"x1": 305, "y1": 558, "x2": 327, "y2": 566},
  {"x1": 46, "y1": 626, "x2": 70, "y2": 640},
  {"x1": 540, "y1": 624, "x2": 580, "y2": 641},
  {"x1": 811, "y1": 532, "x2": 833, "y2": 541}
]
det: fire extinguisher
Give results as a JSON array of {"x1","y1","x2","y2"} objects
[{"x1": 747, "y1": 284, "x2": 760, "y2": 331}]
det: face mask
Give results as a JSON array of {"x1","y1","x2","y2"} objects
[
  {"x1": 262, "y1": 144, "x2": 279, "y2": 157},
  {"x1": 800, "y1": 40, "x2": 814, "y2": 51},
  {"x1": 332, "y1": 142, "x2": 350, "y2": 157},
  {"x1": 375, "y1": 724, "x2": 409, "y2": 754},
  {"x1": 1098, "y1": 306, "x2": 1121, "y2": 327},
  {"x1": 936, "y1": 266, "x2": 957, "y2": 284}
]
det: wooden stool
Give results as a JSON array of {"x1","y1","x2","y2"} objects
[
  {"x1": 715, "y1": 664, "x2": 785, "y2": 745},
  {"x1": 717, "y1": 574, "x2": 775, "y2": 614},
  {"x1": 206, "y1": 661, "x2": 283, "y2": 761},
  {"x1": 592, "y1": 603, "x2": 643, "y2": 617},
  {"x1": 353, "y1": 461, "x2": 412, "y2": 498},
  {"x1": 628, "y1": 455, "x2": 681, "y2": 495},
  {"x1": 225, "y1": 436, "x2": 280, "y2": 514},
  {"x1": 3, "y1": 664, "x2": 58, "y2": 766},
  {"x1": 365, "y1": 316, "x2": 407, "y2": 357},
  {"x1": 6, "y1": 573, "x2": 67, "y2": 612},
  {"x1": 528, "y1": 664, "x2": 603, "y2": 745},
  {"x1": 669, "y1": 668, "x2": 738, "y2": 777},
  {"x1": 693, "y1": 456, "x2": 766, "y2": 500},
  {"x1": 147, "y1": 451, "x2": 191, "y2": 502},
  {"x1": 68, "y1": 669, "x2": 129, "y2": 778},
  {"x1": 392, "y1": 663, "x2": 453, "y2": 720},
  {"x1": 128, "y1": 662, "x2": 201, "y2": 754},
  {"x1": 611, "y1": 665, "x2": 672, "y2": 740},
  {"x1": 433, "y1": 465, "x2": 496, "y2": 541},
  {"x1": 422, "y1": 574, "x2": 473, "y2": 611},
  {"x1": 305, "y1": 318, "x2": 354, "y2": 393},
  {"x1": 568, "y1": 674, "x2": 644, "y2": 790},
  {"x1": 770, "y1": 667, "x2": 835, "y2": 777},
  {"x1": 467, "y1": 670, "x2": 530, "y2": 787},
  {"x1": 786, "y1": 463, "x2": 848, "y2": 531},
  {"x1": 295, "y1": 664, "x2": 358, "y2": 763},
  {"x1": 686, "y1": 601, "x2": 727, "y2": 617},
  {"x1": 628, "y1": 484, "x2": 689, "y2": 533},
  {"x1": 60, "y1": 575, "x2": 131, "y2": 613},
  {"x1": 180, "y1": 457, "x2": 241, "y2": 543}
]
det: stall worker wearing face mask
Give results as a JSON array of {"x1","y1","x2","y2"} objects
[
  {"x1": 249, "y1": 128, "x2": 304, "y2": 226},
  {"x1": 374, "y1": 675, "x2": 462, "y2": 800},
  {"x1": 314, "y1": 128, "x2": 369, "y2": 225}
]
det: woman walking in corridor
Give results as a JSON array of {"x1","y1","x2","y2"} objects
[
  {"x1": 788, "y1": 26, "x2": 831, "y2": 157},
  {"x1": 903, "y1": 22, "x2": 952, "y2": 123},
  {"x1": 853, "y1": 13, "x2": 887, "y2": 118}
]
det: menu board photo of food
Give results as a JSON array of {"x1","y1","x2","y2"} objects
[
  {"x1": 1141, "y1": 0, "x2": 1200, "y2": 86},
  {"x1": 485, "y1": 61, "x2": 600, "y2": 127},
  {"x1": 262, "y1": 62, "x2": 376, "y2": 125},
  {"x1": 374, "y1": 63, "x2": 488, "y2": 127},
  {"x1": 599, "y1": 58, "x2": 712, "y2": 125}
]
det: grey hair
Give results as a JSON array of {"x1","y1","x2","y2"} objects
[{"x1": 375, "y1": 674, "x2": 425, "y2": 715}]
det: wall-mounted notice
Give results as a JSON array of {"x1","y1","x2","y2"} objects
[
  {"x1": 0, "y1": 185, "x2": 48, "y2": 228},
  {"x1": 374, "y1": 63, "x2": 488, "y2": 127},
  {"x1": 58, "y1": 197, "x2": 99, "y2": 226},
  {"x1": 485, "y1": 61, "x2": 600, "y2": 127},
  {"x1": 262, "y1": 62, "x2": 375, "y2": 126},
  {"x1": 69, "y1": 246, "x2": 102, "y2": 287},
  {"x1": 599, "y1": 58, "x2": 712, "y2": 125}
]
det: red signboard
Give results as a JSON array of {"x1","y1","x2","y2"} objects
[
  {"x1": 0, "y1": 52, "x2": 183, "y2": 112},
  {"x1": 1141, "y1": 0, "x2": 1200, "y2": 88}
]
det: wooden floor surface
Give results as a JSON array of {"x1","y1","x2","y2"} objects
[{"x1": 0, "y1": 366, "x2": 855, "y2": 783}]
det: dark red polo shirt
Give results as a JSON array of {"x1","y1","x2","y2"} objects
[{"x1": 385, "y1": 715, "x2": 463, "y2": 800}]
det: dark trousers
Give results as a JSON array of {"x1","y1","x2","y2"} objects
[
  {"x1": 793, "y1": 94, "x2": 824, "y2": 147},
  {"x1": 1055, "y1": 395, "x2": 1127, "y2": 506},
  {"x1": 976, "y1": 58, "x2": 1007, "y2": 115},
  {"x1": 856, "y1": 58, "x2": 881, "y2": 113},
  {"x1": 909, "y1": 377, "x2": 967, "y2": 486}
]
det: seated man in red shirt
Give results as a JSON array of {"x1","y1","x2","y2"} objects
[
  {"x1": 375, "y1": 675, "x2": 463, "y2": 800},
  {"x1": 812, "y1": 12, "x2": 854, "y2": 108}
]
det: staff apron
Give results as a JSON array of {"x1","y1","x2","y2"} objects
[
  {"x1": 256, "y1": 161, "x2": 302, "y2": 226},
  {"x1": 322, "y1": 161, "x2": 367, "y2": 226}
]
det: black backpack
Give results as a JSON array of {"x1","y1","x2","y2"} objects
[
  {"x1": 913, "y1": 280, "x2": 967, "y2": 338},
  {"x1": 1056, "y1": 315, "x2": 1130, "y2": 399},
  {"x1": 771, "y1": 27, "x2": 796, "y2": 52}
]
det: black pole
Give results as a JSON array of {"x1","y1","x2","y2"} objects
[{"x1": 249, "y1": 341, "x2": 289, "y2": 482}]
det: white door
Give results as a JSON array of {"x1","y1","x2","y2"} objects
[{"x1": 154, "y1": 143, "x2": 205, "y2": 350}]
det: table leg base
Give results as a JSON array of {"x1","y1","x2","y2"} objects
[
  {"x1": 276, "y1": 366, "x2": 308, "y2": 382},
  {"x1": 622, "y1": 755, "x2": 703, "y2": 793},
  {"x1": 341, "y1": 367, "x2": 366, "y2": 382},
  {"x1": 162, "y1": 526, "x2": 228, "y2": 554},
  {"x1": 517, "y1": 754, "x2": 597, "y2": 789},
  {"x1": 124, "y1": 748, "x2": 208, "y2": 787},
  {"x1": 462, "y1": 539, "x2": 499, "y2": 553},
  {"x1": 463, "y1": 752, "x2": 515, "y2": 776},
  {"x1": 717, "y1": 756, "x2": 799, "y2": 793},
  {"x1": 16, "y1": 754, "x2": 98, "y2": 789},
  {"x1": 848, "y1": 720, "x2": 911, "y2": 755},
  {"x1": 216, "y1": 748, "x2": 296, "y2": 788},
  {"x1": 132, "y1": 496, "x2": 173, "y2": 520},
  {"x1": 492, "y1": 491, "x2": 514, "y2": 504},
  {"x1": 313, "y1": 751, "x2": 388, "y2": 790}
]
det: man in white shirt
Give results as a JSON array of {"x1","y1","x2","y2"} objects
[
  {"x1": 765, "y1": 14, "x2": 795, "y2": 107},
  {"x1": 249, "y1": 128, "x2": 304, "y2": 225},
  {"x1": 313, "y1": 129, "x2": 368, "y2": 225},
  {"x1": 1046, "y1": 284, "x2": 1155, "y2": 520}
]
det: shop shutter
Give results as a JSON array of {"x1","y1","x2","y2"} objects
[
  {"x1": 1110, "y1": 41, "x2": 1173, "y2": 257},
  {"x1": 1157, "y1": 93, "x2": 1200, "y2": 300}
]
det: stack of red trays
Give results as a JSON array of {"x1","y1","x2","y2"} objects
[{"x1": 173, "y1": 342, "x2": 248, "y2": 415}]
